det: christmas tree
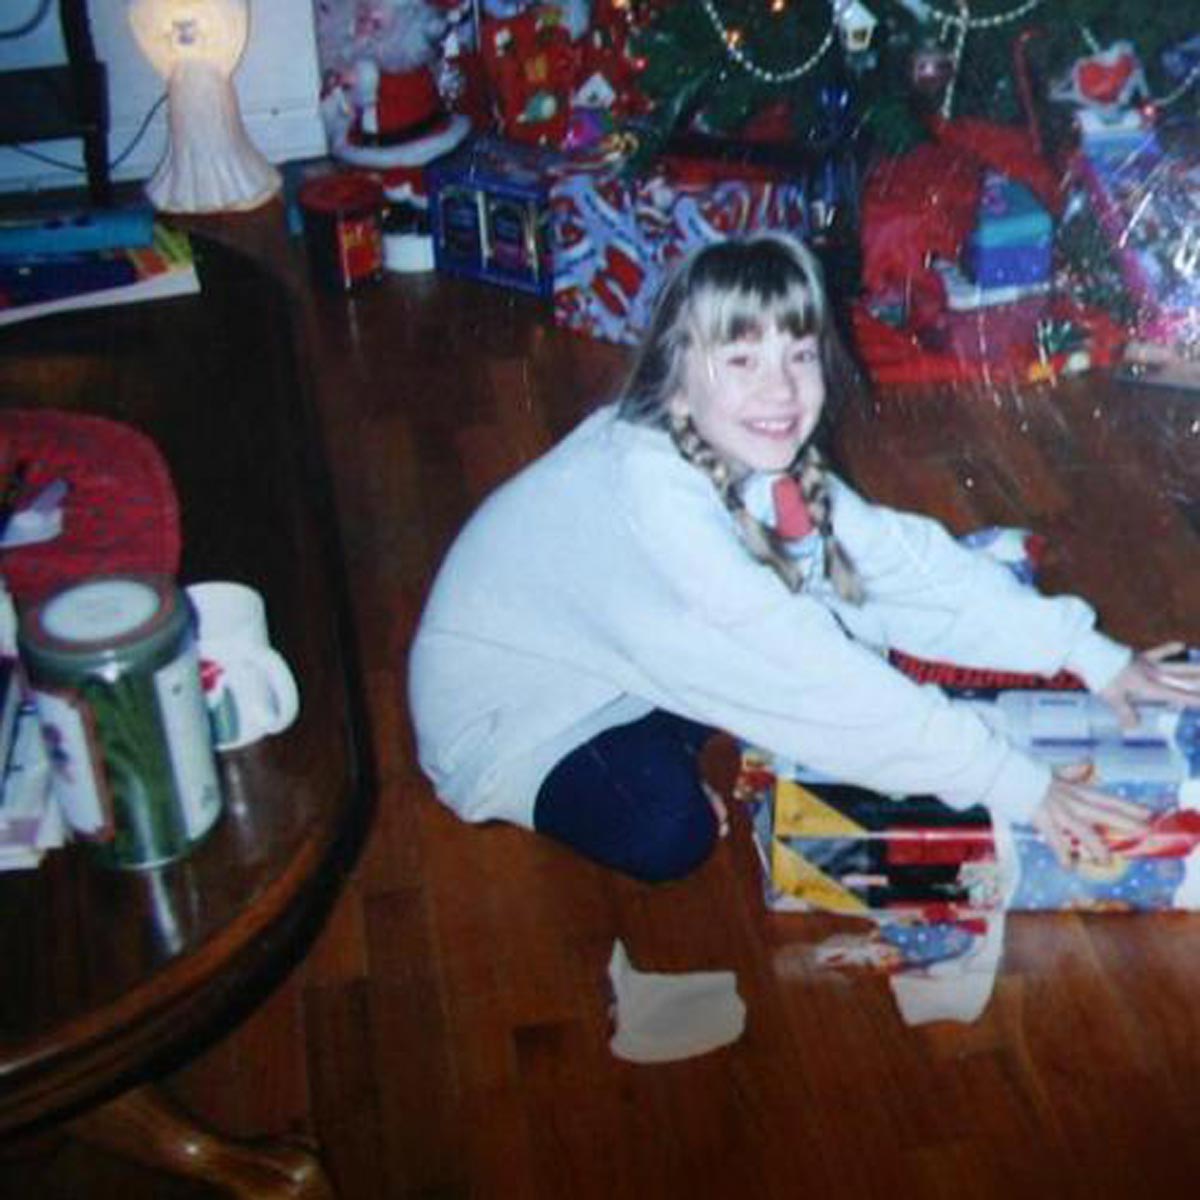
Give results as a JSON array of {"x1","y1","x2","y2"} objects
[{"x1": 630, "y1": 0, "x2": 1200, "y2": 156}]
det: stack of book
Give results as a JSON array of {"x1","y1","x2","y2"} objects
[
  {"x1": 0, "y1": 659, "x2": 63, "y2": 871},
  {"x1": 0, "y1": 207, "x2": 199, "y2": 328}
]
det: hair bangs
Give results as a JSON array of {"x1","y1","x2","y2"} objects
[{"x1": 686, "y1": 242, "x2": 826, "y2": 349}]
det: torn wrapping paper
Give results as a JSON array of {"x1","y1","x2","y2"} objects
[
  {"x1": 735, "y1": 686, "x2": 1200, "y2": 1024},
  {"x1": 607, "y1": 939, "x2": 746, "y2": 1063},
  {"x1": 887, "y1": 895, "x2": 1009, "y2": 1027}
]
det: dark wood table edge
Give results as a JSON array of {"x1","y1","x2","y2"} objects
[{"x1": 0, "y1": 209, "x2": 378, "y2": 1158}]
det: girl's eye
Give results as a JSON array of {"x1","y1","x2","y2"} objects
[{"x1": 715, "y1": 349, "x2": 755, "y2": 370}]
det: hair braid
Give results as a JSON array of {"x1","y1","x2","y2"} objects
[
  {"x1": 667, "y1": 410, "x2": 805, "y2": 590},
  {"x1": 794, "y1": 446, "x2": 864, "y2": 604},
  {"x1": 668, "y1": 411, "x2": 862, "y2": 601}
]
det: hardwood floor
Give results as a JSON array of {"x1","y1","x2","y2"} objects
[{"x1": 5, "y1": 214, "x2": 1200, "y2": 1198}]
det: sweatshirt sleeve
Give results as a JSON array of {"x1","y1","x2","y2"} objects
[
  {"x1": 644, "y1": 589, "x2": 1051, "y2": 824},
  {"x1": 618, "y1": 460, "x2": 1052, "y2": 824},
  {"x1": 828, "y1": 480, "x2": 1131, "y2": 693}
]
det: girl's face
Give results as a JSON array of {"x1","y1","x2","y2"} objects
[{"x1": 672, "y1": 325, "x2": 825, "y2": 472}]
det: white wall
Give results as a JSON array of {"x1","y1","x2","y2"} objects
[{"x1": 0, "y1": 0, "x2": 327, "y2": 196}]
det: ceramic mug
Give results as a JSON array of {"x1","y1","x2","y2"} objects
[{"x1": 186, "y1": 581, "x2": 299, "y2": 750}]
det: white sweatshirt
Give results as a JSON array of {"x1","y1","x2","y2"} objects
[{"x1": 408, "y1": 405, "x2": 1130, "y2": 829}]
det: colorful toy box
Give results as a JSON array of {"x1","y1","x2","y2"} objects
[
  {"x1": 425, "y1": 136, "x2": 563, "y2": 298},
  {"x1": 549, "y1": 158, "x2": 816, "y2": 345},
  {"x1": 962, "y1": 172, "x2": 1053, "y2": 289}
]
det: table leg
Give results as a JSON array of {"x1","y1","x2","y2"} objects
[{"x1": 68, "y1": 1084, "x2": 336, "y2": 1199}]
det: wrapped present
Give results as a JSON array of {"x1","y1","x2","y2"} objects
[
  {"x1": 962, "y1": 172, "x2": 1053, "y2": 289},
  {"x1": 1069, "y1": 130, "x2": 1200, "y2": 348},
  {"x1": 736, "y1": 759, "x2": 1000, "y2": 919},
  {"x1": 426, "y1": 136, "x2": 563, "y2": 297},
  {"x1": 737, "y1": 690, "x2": 1200, "y2": 918},
  {"x1": 938, "y1": 297, "x2": 1050, "y2": 364},
  {"x1": 910, "y1": 261, "x2": 1049, "y2": 366},
  {"x1": 549, "y1": 157, "x2": 816, "y2": 345}
]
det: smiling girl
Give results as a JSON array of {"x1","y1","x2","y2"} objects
[{"x1": 408, "y1": 235, "x2": 1199, "y2": 882}]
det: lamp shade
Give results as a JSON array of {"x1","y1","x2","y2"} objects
[{"x1": 128, "y1": 0, "x2": 281, "y2": 213}]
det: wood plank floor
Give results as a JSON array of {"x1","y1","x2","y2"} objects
[{"x1": 6, "y1": 232, "x2": 1200, "y2": 1198}]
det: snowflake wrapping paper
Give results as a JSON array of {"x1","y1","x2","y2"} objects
[{"x1": 549, "y1": 159, "x2": 815, "y2": 345}]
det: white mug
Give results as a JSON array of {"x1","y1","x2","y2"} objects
[{"x1": 186, "y1": 581, "x2": 300, "y2": 750}]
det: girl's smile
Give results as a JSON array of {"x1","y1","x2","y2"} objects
[{"x1": 672, "y1": 327, "x2": 825, "y2": 472}]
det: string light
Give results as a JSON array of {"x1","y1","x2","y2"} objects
[
  {"x1": 922, "y1": 0, "x2": 1042, "y2": 32},
  {"x1": 914, "y1": 0, "x2": 1041, "y2": 118},
  {"x1": 697, "y1": 0, "x2": 835, "y2": 84}
]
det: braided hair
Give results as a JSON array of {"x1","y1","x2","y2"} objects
[{"x1": 619, "y1": 234, "x2": 864, "y2": 603}]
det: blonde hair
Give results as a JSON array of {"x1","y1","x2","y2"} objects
[{"x1": 619, "y1": 234, "x2": 863, "y2": 603}]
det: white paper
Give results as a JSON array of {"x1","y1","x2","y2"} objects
[{"x1": 607, "y1": 940, "x2": 746, "y2": 1063}]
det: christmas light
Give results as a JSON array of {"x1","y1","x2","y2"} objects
[{"x1": 697, "y1": 0, "x2": 835, "y2": 84}]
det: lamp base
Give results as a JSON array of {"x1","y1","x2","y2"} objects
[{"x1": 146, "y1": 59, "x2": 282, "y2": 215}]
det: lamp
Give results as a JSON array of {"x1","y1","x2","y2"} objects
[{"x1": 128, "y1": 0, "x2": 281, "y2": 213}]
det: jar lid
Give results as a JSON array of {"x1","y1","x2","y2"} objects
[
  {"x1": 299, "y1": 173, "x2": 385, "y2": 217},
  {"x1": 19, "y1": 573, "x2": 185, "y2": 671}
]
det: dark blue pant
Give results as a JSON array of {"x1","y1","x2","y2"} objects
[{"x1": 533, "y1": 710, "x2": 717, "y2": 883}]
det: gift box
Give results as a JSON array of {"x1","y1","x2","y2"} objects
[
  {"x1": 549, "y1": 158, "x2": 816, "y2": 345},
  {"x1": 962, "y1": 173, "x2": 1053, "y2": 289},
  {"x1": 1069, "y1": 131, "x2": 1200, "y2": 347},
  {"x1": 737, "y1": 690, "x2": 1200, "y2": 917},
  {"x1": 929, "y1": 261, "x2": 1049, "y2": 363},
  {"x1": 938, "y1": 296, "x2": 1049, "y2": 363},
  {"x1": 736, "y1": 757, "x2": 1000, "y2": 919},
  {"x1": 425, "y1": 136, "x2": 563, "y2": 297}
]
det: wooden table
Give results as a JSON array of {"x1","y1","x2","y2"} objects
[{"x1": 0, "y1": 235, "x2": 373, "y2": 1197}]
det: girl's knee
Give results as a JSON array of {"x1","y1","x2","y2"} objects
[{"x1": 623, "y1": 803, "x2": 719, "y2": 883}]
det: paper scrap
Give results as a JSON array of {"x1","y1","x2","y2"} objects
[{"x1": 607, "y1": 939, "x2": 746, "y2": 1064}]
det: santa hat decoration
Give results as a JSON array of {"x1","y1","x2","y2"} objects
[{"x1": 334, "y1": 63, "x2": 470, "y2": 169}]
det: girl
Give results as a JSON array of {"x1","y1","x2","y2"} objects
[{"x1": 408, "y1": 234, "x2": 1200, "y2": 882}]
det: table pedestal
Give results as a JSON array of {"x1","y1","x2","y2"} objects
[{"x1": 70, "y1": 1085, "x2": 335, "y2": 1198}]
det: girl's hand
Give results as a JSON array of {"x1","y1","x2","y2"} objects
[
  {"x1": 1031, "y1": 767, "x2": 1151, "y2": 870},
  {"x1": 1100, "y1": 642, "x2": 1200, "y2": 729}
]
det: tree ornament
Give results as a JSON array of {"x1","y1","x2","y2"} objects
[
  {"x1": 1050, "y1": 41, "x2": 1149, "y2": 113},
  {"x1": 938, "y1": 0, "x2": 970, "y2": 118},
  {"x1": 832, "y1": 0, "x2": 877, "y2": 55}
]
